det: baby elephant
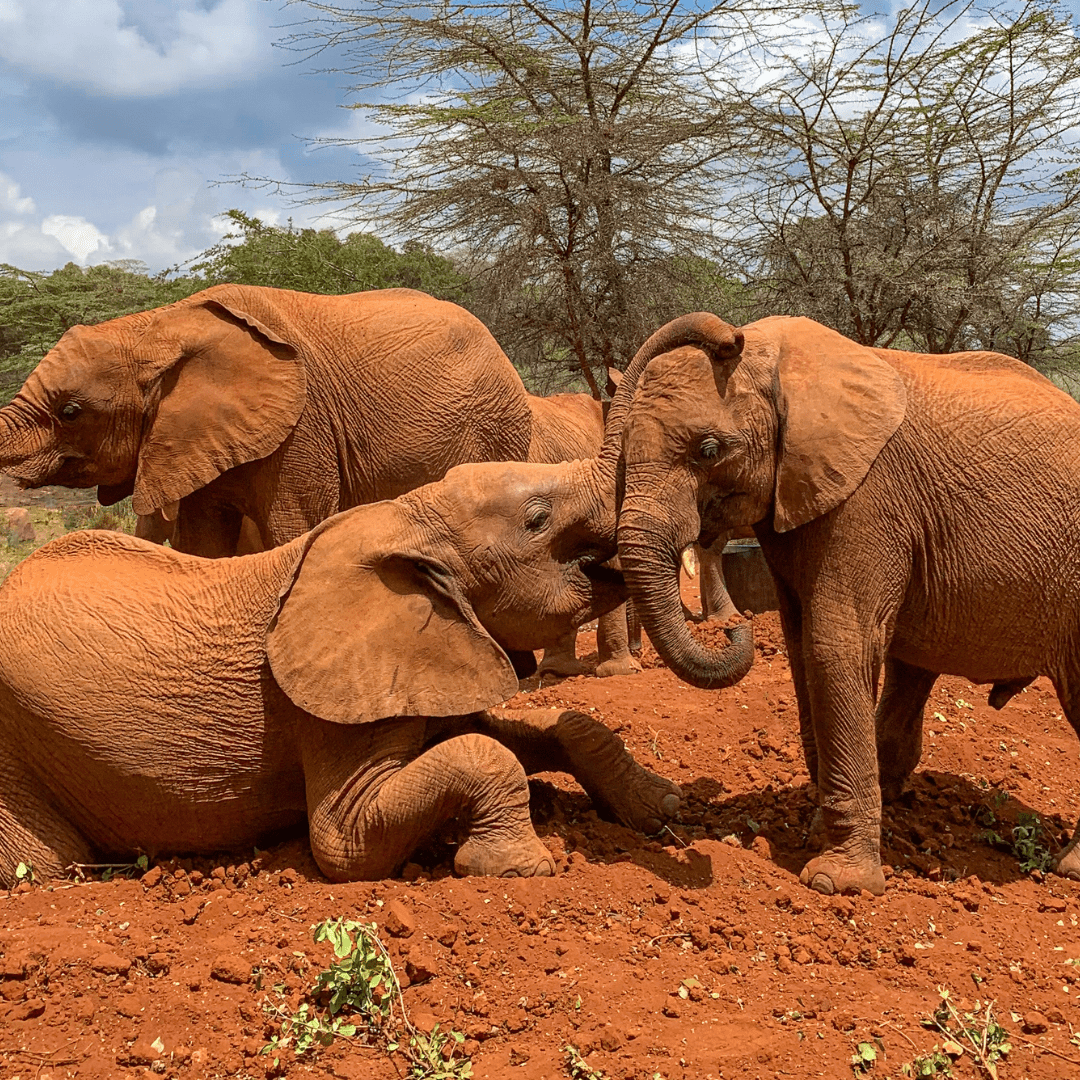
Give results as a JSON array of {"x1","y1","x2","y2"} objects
[{"x1": 0, "y1": 461, "x2": 679, "y2": 886}]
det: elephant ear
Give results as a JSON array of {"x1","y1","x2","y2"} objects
[
  {"x1": 772, "y1": 318, "x2": 907, "y2": 533},
  {"x1": 132, "y1": 295, "x2": 307, "y2": 516},
  {"x1": 266, "y1": 503, "x2": 520, "y2": 724}
]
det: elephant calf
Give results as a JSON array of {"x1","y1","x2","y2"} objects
[{"x1": 0, "y1": 462, "x2": 680, "y2": 886}]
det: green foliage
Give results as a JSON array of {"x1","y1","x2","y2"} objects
[
  {"x1": 0, "y1": 261, "x2": 201, "y2": 404},
  {"x1": 901, "y1": 1049, "x2": 953, "y2": 1077},
  {"x1": 187, "y1": 210, "x2": 470, "y2": 305},
  {"x1": 262, "y1": 917, "x2": 471, "y2": 1079},
  {"x1": 1010, "y1": 812, "x2": 1056, "y2": 874},
  {"x1": 14, "y1": 860, "x2": 34, "y2": 884},
  {"x1": 850, "y1": 1038, "x2": 882, "y2": 1075},
  {"x1": 565, "y1": 1044, "x2": 605, "y2": 1079},
  {"x1": 61, "y1": 497, "x2": 139, "y2": 536},
  {"x1": 923, "y1": 989, "x2": 1010, "y2": 1080}
]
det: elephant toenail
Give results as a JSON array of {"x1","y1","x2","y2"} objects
[
  {"x1": 661, "y1": 793, "x2": 681, "y2": 818},
  {"x1": 810, "y1": 873, "x2": 836, "y2": 895}
]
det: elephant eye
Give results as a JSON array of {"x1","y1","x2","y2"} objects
[
  {"x1": 59, "y1": 401, "x2": 82, "y2": 422},
  {"x1": 524, "y1": 505, "x2": 551, "y2": 533},
  {"x1": 697, "y1": 436, "x2": 722, "y2": 461}
]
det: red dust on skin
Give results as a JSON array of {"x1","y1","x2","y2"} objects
[{"x1": 2, "y1": 591, "x2": 1080, "y2": 1078}]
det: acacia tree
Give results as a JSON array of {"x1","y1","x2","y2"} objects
[
  {"x1": 737, "y1": 0, "x2": 1080, "y2": 364},
  {"x1": 269, "y1": 0, "x2": 816, "y2": 395}
]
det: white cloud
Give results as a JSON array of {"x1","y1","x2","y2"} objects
[
  {"x1": 0, "y1": 172, "x2": 35, "y2": 216},
  {"x1": 41, "y1": 214, "x2": 111, "y2": 261},
  {"x1": 0, "y1": 0, "x2": 272, "y2": 97}
]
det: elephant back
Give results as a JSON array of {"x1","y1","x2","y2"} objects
[{"x1": 288, "y1": 288, "x2": 535, "y2": 503}]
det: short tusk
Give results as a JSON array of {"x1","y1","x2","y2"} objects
[
  {"x1": 680, "y1": 545, "x2": 698, "y2": 578},
  {"x1": 160, "y1": 500, "x2": 180, "y2": 522}
]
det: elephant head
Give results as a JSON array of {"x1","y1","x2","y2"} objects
[
  {"x1": 266, "y1": 457, "x2": 627, "y2": 721},
  {"x1": 617, "y1": 314, "x2": 906, "y2": 688},
  {"x1": 0, "y1": 286, "x2": 306, "y2": 516}
]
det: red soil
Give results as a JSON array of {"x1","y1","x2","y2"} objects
[{"x1": 3, "y1": 584, "x2": 1080, "y2": 1079}]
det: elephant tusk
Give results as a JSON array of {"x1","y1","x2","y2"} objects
[
  {"x1": 160, "y1": 500, "x2": 180, "y2": 522},
  {"x1": 680, "y1": 545, "x2": 698, "y2": 578}
]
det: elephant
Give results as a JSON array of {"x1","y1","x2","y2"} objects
[
  {"x1": 0, "y1": 454, "x2": 683, "y2": 888},
  {"x1": 0, "y1": 283, "x2": 636, "y2": 675},
  {"x1": 612, "y1": 311, "x2": 1080, "y2": 895}
]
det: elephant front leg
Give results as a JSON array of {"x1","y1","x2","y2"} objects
[
  {"x1": 699, "y1": 539, "x2": 738, "y2": 622},
  {"x1": 876, "y1": 657, "x2": 936, "y2": 802},
  {"x1": 798, "y1": 627, "x2": 886, "y2": 896},
  {"x1": 479, "y1": 708, "x2": 680, "y2": 834},
  {"x1": 300, "y1": 718, "x2": 553, "y2": 881},
  {"x1": 595, "y1": 603, "x2": 642, "y2": 678},
  {"x1": 774, "y1": 579, "x2": 817, "y2": 786},
  {"x1": 537, "y1": 628, "x2": 591, "y2": 677}
]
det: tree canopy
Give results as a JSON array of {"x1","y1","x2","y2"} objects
[{"x1": 265, "y1": 0, "x2": 801, "y2": 394}]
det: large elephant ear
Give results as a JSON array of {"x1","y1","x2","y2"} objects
[
  {"x1": 266, "y1": 503, "x2": 520, "y2": 724},
  {"x1": 131, "y1": 295, "x2": 307, "y2": 516},
  {"x1": 772, "y1": 318, "x2": 907, "y2": 533}
]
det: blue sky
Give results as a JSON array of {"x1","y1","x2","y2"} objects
[{"x1": 0, "y1": 0, "x2": 369, "y2": 272}]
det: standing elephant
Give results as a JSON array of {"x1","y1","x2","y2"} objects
[
  {"x1": 0, "y1": 454, "x2": 682, "y2": 887},
  {"x1": 613, "y1": 312, "x2": 1080, "y2": 895},
  {"x1": 0, "y1": 283, "x2": 635, "y2": 673}
]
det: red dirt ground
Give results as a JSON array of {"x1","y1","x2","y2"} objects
[{"x1": 3, "y1": 564, "x2": 1080, "y2": 1079}]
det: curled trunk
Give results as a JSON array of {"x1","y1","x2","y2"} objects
[
  {"x1": 620, "y1": 515, "x2": 753, "y2": 690},
  {"x1": 596, "y1": 313, "x2": 744, "y2": 484}
]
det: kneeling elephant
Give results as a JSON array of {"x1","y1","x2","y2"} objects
[{"x1": 0, "y1": 460, "x2": 680, "y2": 886}]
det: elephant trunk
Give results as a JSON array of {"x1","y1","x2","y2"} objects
[
  {"x1": 0, "y1": 396, "x2": 55, "y2": 480},
  {"x1": 619, "y1": 510, "x2": 754, "y2": 690}
]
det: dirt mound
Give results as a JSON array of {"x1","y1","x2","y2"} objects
[{"x1": 3, "y1": 600, "x2": 1080, "y2": 1079}]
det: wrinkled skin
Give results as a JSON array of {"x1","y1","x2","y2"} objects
[
  {"x1": 0, "y1": 283, "x2": 637, "y2": 671},
  {"x1": 616, "y1": 312, "x2": 1080, "y2": 895},
  {"x1": 0, "y1": 460, "x2": 682, "y2": 887}
]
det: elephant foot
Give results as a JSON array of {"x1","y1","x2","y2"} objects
[
  {"x1": 453, "y1": 832, "x2": 556, "y2": 879},
  {"x1": 592, "y1": 766, "x2": 682, "y2": 835},
  {"x1": 595, "y1": 654, "x2": 642, "y2": 679},
  {"x1": 1053, "y1": 835, "x2": 1080, "y2": 882},
  {"x1": 537, "y1": 655, "x2": 591, "y2": 678},
  {"x1": 799, "y1": 851, "x2": 885, "y2": 896}
]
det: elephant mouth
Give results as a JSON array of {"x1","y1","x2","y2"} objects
[{"x1": 581, "y1": 558, "x2": 624, "y2": 591}]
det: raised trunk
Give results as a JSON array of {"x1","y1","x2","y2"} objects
[
  {"x1": 620, "y1": 515, "x2": 753, "y2": 690},
  {"x1": 596, "y1": 313, "x2": 744, "y2": 483}
]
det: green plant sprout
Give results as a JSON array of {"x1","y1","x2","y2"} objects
[{"x1": 262, "y1": 917, "x2": 471, "y2": 1079}]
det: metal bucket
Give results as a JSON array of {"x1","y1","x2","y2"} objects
[{"x1": 721, "y1": 538, "x2": 778, "y2": 614}]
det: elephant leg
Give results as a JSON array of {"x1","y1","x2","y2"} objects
[
  {"x1": 537, "y1": 628, "x2": 591, "y2": 678},
  {"x1": 477, "y1": 707, "x2": 680, "y2": 833},
  {"x1": 797, "y1": 617, "x2": 886, "y2": 896},
  {"x1": 699, "y1": 538, "x2": 738, "y2": 622},
  {"x1": 774, "y1": 579, "x2": 817, "y2": 786},
  {"x1": 595, "y1": 604, "x2": 642, "y2": 678},
  {"x1": 1050, "y1": 672, "x2": 1080, "y2": 881},
  {"x1": 988, "y1": 675, "x2": 1036, "y2": 709},
  {"x1": 169, "y1": 490, "x2": 244, "y2": 558},
  {"x1": 300, "y1": 718, "x2": 553, "y2": 881},
  {"x1": 0, "y1": 743, "x2": 94, "y2": 887},
  {"x1": 876, "y1": 657, "x2": 936, "y2": 803}
]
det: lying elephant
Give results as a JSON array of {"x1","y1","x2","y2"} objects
[{"x1": 0, "y1": 459, "x2": 680, "y2": 887}]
